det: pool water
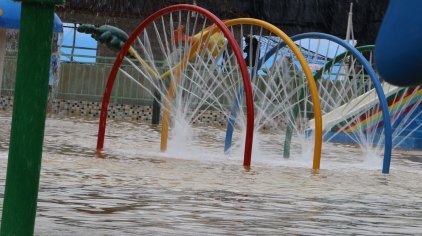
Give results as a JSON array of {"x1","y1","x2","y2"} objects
[{"x1": 0, "y1": 112, "x2": 421, "y2": 235}]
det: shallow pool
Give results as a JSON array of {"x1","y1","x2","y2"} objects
[{"x1": 0, "y1": 112, "x2": 421, "y2": 235}]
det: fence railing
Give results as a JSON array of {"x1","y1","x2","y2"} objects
[
  {"x1": 58, "y1": 53, "x2": 166, "y2": 105},
  {"x1": 1, "y1": 52, "x2": 373, "y2": 107},
  {"x1": 1, "y1": 53, "x2": 18, "y2": 96},
  {"x1": 1, "y1": 52, "x2": 162, "y2": 105}
]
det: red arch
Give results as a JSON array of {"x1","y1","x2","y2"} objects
[{"x1": 96, "y1": 4, "x2": 255, "y2": 167}]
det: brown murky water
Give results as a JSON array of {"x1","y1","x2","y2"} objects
[{"x1": 0, "y1": 112, "x2": 421, "y2": 235}]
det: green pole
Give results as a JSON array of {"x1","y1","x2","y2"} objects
[{"x1": 1, "y1": 0, "x2": 63, "y2": 235}]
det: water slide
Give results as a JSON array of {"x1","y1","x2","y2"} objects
[{"x1": 307, "y1": 83, "x2": 400, "y2": 131}]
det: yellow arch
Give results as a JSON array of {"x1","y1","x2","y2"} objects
[
  {"x1": 157, "y1": 18, "x2": 322, "y2": 171},
  {"x1": 222, "y1": 18, "x2": 323, "y2": 171}
]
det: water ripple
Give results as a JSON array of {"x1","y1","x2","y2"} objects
[{"x1": 0, "y1": 113, "x2": 421, "y2": 235}]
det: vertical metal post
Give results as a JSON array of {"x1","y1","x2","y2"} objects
[
  {"x1": 151, "y1": 88, "x2": 161, "y2": 125},
  {"x1": 1, "y1": 0, "x2": 63, "y2": 235},
  {"x1": 70, "y1": 23, "x2": 76, "y2": 62}
]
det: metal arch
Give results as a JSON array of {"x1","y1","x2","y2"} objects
[
  {"x1": 287, "y1": 33, "x2": 392, "y2": 174},
  {"x1": 221, "y1": 18, "x2": 323, "y2": 172},
  {"x1": 96, "y1": 4, "x2": 255, "y2": 167}
]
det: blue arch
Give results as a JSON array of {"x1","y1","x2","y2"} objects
[{"x1": 224, "y1": 32, "x2": 393, "y2": 174}]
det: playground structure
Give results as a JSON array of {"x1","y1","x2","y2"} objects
[
  {"x1": 94, "y1": 5, "x2": 414, "y2": 175},
  {"x1": 93, "y1": 7, "x2": 325, "y2": 171},
  {"x1": 1, "y1": 2, "x2": 422, "y2": 235}
]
